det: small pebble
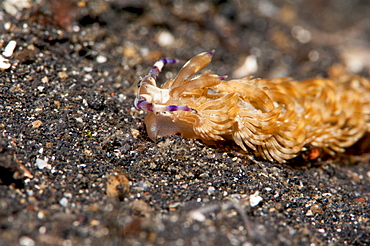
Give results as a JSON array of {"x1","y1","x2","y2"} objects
[
  {"x1": 292, "y1": 25, "x2": 312, "y2": 43},
  {"x1": 36, "y1": 158, "x2": 47, "y2": 170},
  {"x1": 157, "y1": 31, "x2": 175, "y2": 47},
  {"x1": 317, "y1": 228, "x2": 325, "y2": 233},
  {"x1": 130, "y1": 128, "x2": 140, "y2": 138},
  {"x1": 96, "y1": 55, "x2": 107, "y2": 63},
  {"x1": 58, "y1": 71, "x2": 69, "y2": 79},
  {"x1": 45, "y1": 142, "x2": 53, "y2": 148},
  {"x1": 75, "y1": 117, "x2": 83, "y2": 123},
  {"x1": 59, "y1": 197, "x2": 68, "y2": 207},
  {"x1": 83, "y1": 66, "x2": 93, "y2": 72},
  {"x1": 123, "y1": 47, "x2": 136, "y2": 58},
  {"x1": 306, "y1": 209, "x2": 314, "y2": 217},
  {"x1": 249, "y1": 191, "x2": 263, "y2": 207},
  {"x1": 41, "y1": 76, "x2": 49, "y2": 83},
  {"x1": 54, "y1": 101, "x2": 61, "y2": 107},
  {"x1": 310, "y1": 204, "x2": 324, "y2": 215},
  {"x1": 189, "y1": 210, "x2": 206, "y2": 222},
  {"x1": 4, "y1": 22, "x2": 12, "y2": 31},
  {"x1": 90, "y1": 219, "x2": 100, "y2": 226},
  {"x1": 106, "y1": 173, "x2": 130, "y2": 200},
  {"x1": 207, "y1": 186, "x2": 216, "y2": 195},
  {"x1": 19, "y1": 236, "x2": 35, "y2": 246},
  {"x1": 31, "y1": 120, "x2": 43, "y2": 128}
]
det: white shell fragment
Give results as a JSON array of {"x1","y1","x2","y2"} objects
[
  {"x1": 96, "y1": 55, "x2": 107, "y2": 63},
  {"x1": 0, "y1": 40, "x2": 17, "y2": 70},
  {"x1": 36, "y1": 158, "x2": 48, "y2": 170},
  {"x1": 249, "y1": 191, "x2": 263, "y2": 207},
  {"x1": 2, "y1": 0, "x2": 32, "y2": 16},
  {"x1": 2, "y1": 40, "x2": 17, "y2": 57},
  {"x1": 188, "y1": 210, "x2": 206, "y2": 222}
]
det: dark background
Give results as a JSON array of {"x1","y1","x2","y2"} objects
[{"x1": 0, "y1": 0, "x2": 369, "y2": 245}]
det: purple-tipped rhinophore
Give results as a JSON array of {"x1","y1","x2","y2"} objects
[
  {"x1": 208, "y1": 50, "x2": 215, "y2": 56},
  {"x1": 149, "y1": 58, "x2": 179, "y2": 78}
]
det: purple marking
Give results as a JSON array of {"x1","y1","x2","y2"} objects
[
  {"x1": 160, "y1": 58, "x2": 178, "y2": 64},
  {"x1": 149, "y1": 66, "x2": 161, "y2": 75},
  {"x1": 136, "y1": 100, "x2": 194, "y2": 113},
  {"x1": 136, "y1": 100, "x2": 154, "y2": 112},
  {"x1": 219, "y1": 76, "x2": 227, "y2": 81},
  {"x1": 167, "y1": 105, "x2": 177, "y2": 111},
  {"x1": 148, "y1": 58, "x2": 179, "y2": 77},
  {"x1": 208, "y1": 50, "x2": 215, "y2": 56},
  {"x1": 135, "y1": 56, "x2": 197, "y2": 113},
  {"x1": 168, "y1": 105, "x2": 192, "y2": 111}
]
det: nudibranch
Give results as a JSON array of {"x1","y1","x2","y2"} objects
[{"x1": 135, "y1": 51, "x2": 370, "y2": 163}]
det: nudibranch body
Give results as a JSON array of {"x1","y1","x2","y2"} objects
[{"x1": 135, "y1": 51, "x2": 370, "y2": 163}]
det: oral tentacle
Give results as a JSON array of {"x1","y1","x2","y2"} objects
[{"x1": 136, "y1": 99, "x2": 194, "y2": 113}]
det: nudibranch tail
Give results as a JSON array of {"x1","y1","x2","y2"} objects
[{"x1": 135, "y1": 51, "x2": 370, "y2": 163}]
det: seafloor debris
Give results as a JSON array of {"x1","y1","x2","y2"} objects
[{"x1": 0, "y1": 40, "x2": 16, "y2": 70}]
